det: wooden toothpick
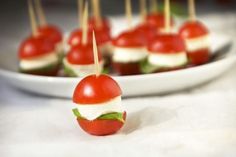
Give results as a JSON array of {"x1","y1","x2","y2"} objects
[
  {"x1": 164, "y1": 0, "x2": 170, "y2": 33},
  {"x1": 28, "y1": 0, "x2": 38, "y2": 37},
  {"x1": 125, "y1": 0, "x2": 133, "y2": 29},
  {"x1": 78, "y1": 0, "x2": 83, "y2": 28},
  {"x1": 140, "y1": 0, "x2": 147, "y2": 21},
  {"x1": 34, "y1": 0, "x2": 47, "y2": 26},
  {"x1": 189, "y1": 0, "x2": 196, "y2": 21},
  {"x1": 82, "y1": 1, "x2": 88, "y2": 45},
  {"x1": 92, "y1": 0, "x2": 102, "y2": 28},
  {"x1": 92, "y1": 31, "x2": 100, "y2": 77},
  {"x1": 150, "y1": 0, "x2": 158, "y2": 13}
]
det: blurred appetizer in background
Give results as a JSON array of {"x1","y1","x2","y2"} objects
[
  {"x1": 142, "y1": 0, "x2": 188, "y2": 73},
  {"x1": 72, "y1": 32, "x2": 126, "y2": 136},
  {"x1": 179, "y1": 0, "x2": 210, "y2": 65},
  {"x1": 64, "y1": 2, "x2": 104, "y2": 77},
  {"x1": 18, "y1": 0, "x2": 60, "y2": 76},
  {"x1": 112, "y1": 0, "x2": 147, "y2": 75}
]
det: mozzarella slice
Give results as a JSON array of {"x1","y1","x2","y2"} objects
[
  {"x1": 20, "y1": 52, "x2": 59, "y2": 70},
  {"x1": 63, "y1": 58, "x2": 103, "y2": 77},
  {"x1": 112, "y1": 47, "x2": 148, "y2": 63},
  {"x1": 185, "y1": 35, "x2": 210, "y2": 52},
  {"x1": 148, "y1": 52, "x2": 188, "y2": 68},
  {"x1": 76, "y1": 96, "x2": 124, "y2": 121}
]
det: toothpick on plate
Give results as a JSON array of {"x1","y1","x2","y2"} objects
[
  {"x1": 164, "y1": 0, "x2": 171, "y2": 33},
  {"x1": 189, "y1": 0, "x2": 196, "y2": 22},
  {"x1": 92, "y1": 0, "x2": 102, "y2": 28},
  {"x1": 82, "y1": 1, "x2": 89, "y2": 45},
  {"x1": 125, "y1": 0, "x2": 133, "y2": 29},
  {"x1": 28, "y1": 0, "x2": 38, "y2": 37},
  {"x1": 34, "y1": 0, "x2": 47, "y2": 26},
  {"x1": 150, "y1": 0, "x2": 158, "y2": 13},
  {"x1": 78, "y1": 0, "x2": 83, "y2": 28},
  {"x1": 140, "y1": 0, "x2": 147, "y2": 21},
  {"x1": 92, "y1": 31, "x2": 100, "y2": 77}
]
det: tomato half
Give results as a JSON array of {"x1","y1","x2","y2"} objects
[
  {"x1": 68, "y1": 29, "x2": 93, "y2": 48},
  {"x1": 66, "y1": 43, "x2": 102, "y2": 65},
  {"x1": 179, "y1": 21, "x2": 209, "y2": 39},
  {"x1": 19, "y1": 35, "x2": 55, "y2": 59},
  {"x1": 88, "y1": 17, "x2": 111, "y2": 32},
  {"x1": 187, "y1": 48, "x2": 210, "y2": 65},
  {"x1": 113, "y1": 62, "x2": 141, "y2": 76},
  {"x1": 112, "y1": 30, "x2": 146, "y2": 48},
  {"x1": 134, "y1": 24, "x2": 158, "y2": 44},
  {"x1": 73, "y1": 74, "x2": 122, "y2": 104},
  {"x1": 145, "y1": 13, "x2": 174, "y2": 29},
  {"x1": 77, "y1": 112, "x2": 126, "y2": 136},
  {"x1": 38, "y1": 25, "x2": 63, "y2": 45},
  {"x1": 148, "y1": 34, "x2": 186, "y2": 54}
]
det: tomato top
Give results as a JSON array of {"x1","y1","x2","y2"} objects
[
  {"x1": 68, "y1": 28, "x2": 111, "y2": 48},
  {"x1": 179, "y1": 21, "x2": 209, "y2": 39},
  {"x1": 38, "y1": 25, "x2": 63, "y2": 44},
  {"x1": 112, "y1": 30, "x2": 146, "y2": 48},
  {"x1": 66, "y1": 43, "x2": 102, "y2": 65},
  {"x1": 134, "y1": 24, "x2": 158, "y2": 44},
  {"x1": 89, "y1": 17, "x2": 110, "y2": 32},
  {"x1": 73, "y1": 74, "x2": 122, "y2": 104},
  {"x1": 145, "y1": 13, "x2": 174, "y2": 29},
  {"x1": 19, "y1": 35, "x2": 55, "y2": 59},
  {"x1": 148, "y1": 34, "x2": 186, "y2": 54}
]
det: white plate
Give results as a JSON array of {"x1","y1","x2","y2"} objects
[{"x1": 0, "y1": 33, "x2": 235, "y2": 98}]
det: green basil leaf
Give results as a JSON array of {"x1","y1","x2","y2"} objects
[
  {"x1": 63, "y1": 63, "x2": 78, "y2": 77},
  {"x1": 140, "y1": 59, "x2": 159, "y2": 74}
]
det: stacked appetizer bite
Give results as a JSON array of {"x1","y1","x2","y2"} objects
[
  {"x1": 112, "y1": 0, "x2": 147, "y2": 75},
  {"x1": 72, "y1": 32, "x2": 126, "y2": 136},
  {"x1": 64, "y1": 2, "x2": 104, "y2": 77},
  {"x1": 34, "y1": 0, "x2": 63, "y2": 58},
  {"x1": 142, "y1": 0, "x2": 188, "y2": 73},
  {"x1": 179, "y1": 0, "x2": 210, "y2": 65},
  {"x1": 19, "y1": 0, "x2": 60, "y2": 76}
]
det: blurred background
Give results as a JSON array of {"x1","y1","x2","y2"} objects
[{"x1": 0, "y1": 0, "x2": 235, "y2": 52}]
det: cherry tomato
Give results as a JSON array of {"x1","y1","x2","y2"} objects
[
  {"x1": 77, "y1": 112, "x2": 126, "y2": 136},
  {"x1": 179, "y1": 21, "x2": 209, "y2": 39},
  {"x1": 148, "y1": 34, "x2": 186, "y2": 54},
  {"x1": 19, "y1": 35, "x2": 55, "y2": 59},
  {"x1": 187, "y1": 49, "x2": 210, "y2": 65},
  {"x1": 146, "y1": 13, "x2": 174, "y2": 30},
  {"x1": 73, "y1": 74, "x2": 122, "y2": 104},
  {"x1": 88, "y1": 17, "x2": 111, "y2": 32},
  {"x1": 68, "y1": 29, "x2": 93, "y2": 48},
  {"x1": 38, "y1": 25, "x2": 63, "y2": 45},
  {"x1": 66, "y1": 43, "x2": 102, "y2": 65},
  {"x1": 112, "y1": 30, "x2": 146, "y2": 48},
  {"x1": 134, "y1": 24, "x2": 158, "y2": 44}
]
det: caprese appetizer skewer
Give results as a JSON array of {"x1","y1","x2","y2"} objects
[
  {"x1": 72, "y1": 31, "x2": 126, "y2": 136},
  {"x1": 18, "y1": 0, "x2": 59, "y2": 76},
  {"x1": 112, "y1": 0, "x2": 147, "y2": 75},
  {"x1": 34, "y1": 0, "x2": 63, "y2": 55},
  {"x1": 179, "y1": 0, "x2": 210, "y2": 65},
  {"x1": 63, "y1": 2, "x2": 104, "y2": 77},
  {"x1": 142, "y1": 0, "x2": 188, "y2": 73}
]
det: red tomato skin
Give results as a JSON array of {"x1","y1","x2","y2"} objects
[
  {"x1": 148, "y1": 34, "x2": 186, "y2": 54},
  {"x1": 146, "y1": 13, "x2": 174, "y2": 29},
  {"x1": 19, "y1": 36, "x2": 55, "y2": 59},
  {"x1": 88, "y1": 17, "x2": 111, "y2": 32},
  {"x1": 134, "y1": 24, "x2": 158, "y2": 44},
  {"x1": 73, "y1": 74, "x2": 122, "y2": 104},
  {"x1": 112, "y1": 62, "x2": 141, "y2": 76},
  {"x1": 179, "y1": 21, "x2": 209, "y2": 39},
  {"x1": 112, "y1": 30, "x2": 146, "y2": 48},
  {"x1": 187, "y1": 49, "x2": 210, "y2": 65},
  {"x1": 21, "y1": 64, "x2": 59, "y2": 76},
  {"x1": 66, "y1": 44, "x2": 102, "y2": 65},
  {"x1": 77, "y1": 112, "x2": 126, "y2": 136},
  {"x1": 38, "y1": 25, "x2": 63, "y2": 44}
]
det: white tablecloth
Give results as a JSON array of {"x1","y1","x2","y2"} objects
[{"x1": 0, "y1": 14, "x2": 236, "y2": 157}]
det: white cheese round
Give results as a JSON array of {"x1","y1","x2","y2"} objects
[
  {"x1": 20, "y1": 52, "x2": 59, "y2": 70},
  {"x1": 148, "y1": 52, "x2": 188, "y2": 68},
  {"x1": 185, "y1": 35, "x2": 210, "y2": 52},
  {"x1": 112, "y1": 47, "x2": 148, "y2": 63},
  {"x1": 63, "y1": 58, "x2": 104, "y2": 77},
  {"x1": 75, "y1": 96, "x2": 124, "y2": 121}
]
